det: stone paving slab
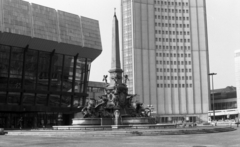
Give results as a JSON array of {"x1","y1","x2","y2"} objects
[
  {"x1": 2, "y1": 129, "x2": 240, "y2": 147},
  {"x1": 5, "y1": 126, "x2": 236, "y2": 137}
]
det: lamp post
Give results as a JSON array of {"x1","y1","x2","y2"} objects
[{"x1": 209, "y1": 73, "x2": 217, "y2": 121}]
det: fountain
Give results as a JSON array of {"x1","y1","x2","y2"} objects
[{"x1": 72, "y1": 10, "x2": 155, "y2": 127}]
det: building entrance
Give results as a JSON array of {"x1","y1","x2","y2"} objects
[{"x1": 0, "y1": 117, "x2": 6, "y2": 128}]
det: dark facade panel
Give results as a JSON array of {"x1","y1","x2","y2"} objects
[{"x1": 0, "y1": 44, "x2": 90, "y2": 109}]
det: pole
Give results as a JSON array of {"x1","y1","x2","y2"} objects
[
  {"x1": 209, "y1": 73, "x2": 217, "y2": 121},
  {"x1": 238, "y1": 113, "x2": 239, "y2": 127},
  {"x1": 212, "y1": 74, "x2": 215, "y2": 121}
]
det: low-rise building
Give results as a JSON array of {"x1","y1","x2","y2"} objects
[
  {"x1": 87, "y1": 81, "x2": 106, "y2": 100},
  {"x1": 209, "y1": 86, "x2": 238, "y2": 120}
]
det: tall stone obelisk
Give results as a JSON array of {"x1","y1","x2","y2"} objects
[{"x1": 108, "y1": 9, "x2": 123, "y2": 88}]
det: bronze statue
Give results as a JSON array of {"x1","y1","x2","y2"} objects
[
  {"x1": 111, "y1": 74, "x2": 122, "y2": 85},
  {"x1": 102, "y1": 75, "x2": 108, "y2": 84},
  {"x1": 81, "y1": 98, "x2": 97, "y2": 118},
  {"x1": 124, "y1": 75, "x2": 129, "y2": 84}
]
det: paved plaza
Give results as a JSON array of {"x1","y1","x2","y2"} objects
[{"x1": 0, "y1": 127, "x2": 240, "y2": 147}]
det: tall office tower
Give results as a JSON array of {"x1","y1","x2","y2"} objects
[
  {"x1": 121, "y1": 0, "x2": 210, "y2": 122},
  {"x1": 235, "y1": 50, "x2": 240, "y2": 113}
]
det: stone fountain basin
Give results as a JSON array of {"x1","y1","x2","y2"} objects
[{"x1": 72, "y1": 117, "x2": 155, "y2": 125}]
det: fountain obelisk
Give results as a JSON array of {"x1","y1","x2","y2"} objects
[
  {"x1": 108, "y1": 8, "x2": 123, "y2": 88},
  {"x1": 107, "y1": 9, "x2": 125, "y2": 127},
  {"x1": 72, "y1": 11, "x2": 152, "y2": 126}
]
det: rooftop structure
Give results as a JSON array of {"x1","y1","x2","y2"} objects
[{"x1": 0, "y1": 0, "x2": 102, "y2": 58}]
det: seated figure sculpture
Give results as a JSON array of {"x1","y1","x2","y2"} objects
[
  {"x1": 81, "y1": 74, "x2": 151, "y2": 119},
  {"x1": 82, "y1": 98, "x2": 97, "y2": 118}
]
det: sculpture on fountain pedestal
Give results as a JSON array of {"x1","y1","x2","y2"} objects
[
  {"x1": 124, "y1": 75, "x2": 129, "y2": 84},
  {"x1": 81, "y1": 9, "x2": 151, "y2": 120},
  {"x1": 102, "y1": 75, "x2": 108, "y2": 84},
  {"x1": 81, "y1": 98, "x2": 97, "y2": 118}
]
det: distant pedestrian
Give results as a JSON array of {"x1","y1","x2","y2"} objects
[
  {"x1": 236, "y1": 118, "x2": 239, "y2": 127},
  {"x1": 41, "y1": 119, "x2": 45, "y2": 128},
  {"x1": 18, "y1": 117, "x2": 23, "y2": 129}
]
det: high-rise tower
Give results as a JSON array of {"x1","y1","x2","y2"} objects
[
  {"x1": 121, "y1": 0, "x2": 210, "y2": 122},
  {"x1": 235, "y1": 50, "x2": 240, "y2": 113}
]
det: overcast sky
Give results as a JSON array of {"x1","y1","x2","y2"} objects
[{"x1": 26, "y1": 0, "x2": 240, "y2": 89}]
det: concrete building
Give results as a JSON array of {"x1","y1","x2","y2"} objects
[
  {"x1": 121, "y1": 0, "x2": 210, "y2": 122},
  {"x1": 208, "y1": 86, "x2": 238, "y2": 120},
  {"x1": 235, "y1": 50, "x2": 240, "y2": 113},
  {"x1": 210, "y1": 86, "x2": 237, "y2": 111},
  {"x1": 0, "y1": 0, "x2": 102, "y2": 128},
  {"x1": 87, "y1": 81, "x2": 106, "y2": 100}
]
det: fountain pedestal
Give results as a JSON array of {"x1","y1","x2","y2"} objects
[{"x1": 72, "y1": 10, "x2": 155, "y2": 126}]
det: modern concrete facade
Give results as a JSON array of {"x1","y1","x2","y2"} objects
[
  {"x1": 0, "y1": 0, "x2": 102, "y2": 128},
  {"x1": 235, "y1": 50, "x2": 240, "y2": 113},
  {"x1": 121, "y1": 0, "x2": 210, "y2": 122},
  {"x1": 208, "y1": 86, "x2": 238, "y2": 120},
  {"x1": 0, "y1": 0, "x2": 101, "y2": 55}
]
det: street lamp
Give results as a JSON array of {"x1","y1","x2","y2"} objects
[{"x1": 209, "y1": 73, "x2": 217, "y2": 121}]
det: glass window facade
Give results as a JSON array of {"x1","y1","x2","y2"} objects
[
  {"x1": 0, "y1": 44, "x2": 91, "y2": 108},
  {"x1": 122, "y1": 0, "x2": 133, "y2": 94}
]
